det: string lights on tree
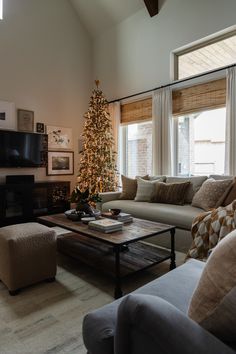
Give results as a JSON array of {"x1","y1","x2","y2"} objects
[{"x1": 77, "y1": 80, "x2": 119, "y2": 197}]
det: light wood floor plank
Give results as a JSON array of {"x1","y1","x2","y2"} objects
[{"x1": 0, "y1": 252, "x2": 185, "y2": 353}]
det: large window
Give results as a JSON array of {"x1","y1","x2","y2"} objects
[
  {"x1": 119, "y1": 97, "x2": 152, "y2": 178},
  {"x1": 175, "y1": 31, "x2": 236, "y2": 80},
  {"x1": 126, "y1": 121, "x2": 152, "y2": 178},
  {"x1": 177, "y1": 107, "x2": 226, "y2": 176}
]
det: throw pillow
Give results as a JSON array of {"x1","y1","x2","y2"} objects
[
  {"x1": 166, "y1": 176, "x2": 207, "y2": 204},
  {"x1": 223, "y1": 183, "x2": 236, "y2": 206},
  {"x1": 134, "y1": 177, "x2": 165, "y2": 202},
  {"x1": 221, "y1": 178, "x2": 236, "y2": 207},
  {"x1": 151, "y1": 181, "x2": 191, "y2": 205},
  {"x1": 188, "y1": 230, "x2": 236, "y2": 342},
  {"x1": 191, "y1": 178, "x2": 233, "y2": 211},
  {"x1": 119, "y1": 175, "x2": 149, "y2": 200}
]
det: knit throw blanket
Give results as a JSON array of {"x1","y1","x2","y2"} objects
[{"x1": 187, "y1": 201, "x2": 236, "y2": 260}]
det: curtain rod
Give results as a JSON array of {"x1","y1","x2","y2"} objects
[{"x1": 108, "y1": 62, "x2": 236, "y2": 104}]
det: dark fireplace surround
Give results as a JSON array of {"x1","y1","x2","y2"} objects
[{"x1": 0, "y1": 175, "x2": 70, "y2": 227}]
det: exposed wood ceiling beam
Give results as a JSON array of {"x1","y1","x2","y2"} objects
[{"x1": 143, "y1": 0, "x2": 159, "y2": 17}]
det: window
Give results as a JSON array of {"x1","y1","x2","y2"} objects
[
  {"x1": 177, "y1": 107, "x2": 226, "y2": 176},
  {"x1": 175, "y1": 31, "x2": 236, "y2": 80},
  {"x1": 173, "y1": 78, "x2": 226, "y2": 176},
  {"x1": 119, "y1": 98, "x2": 152, "y2": 178},
  {"x1": 125, "y1": 121, "x2": 152, "y2": 178},
  {"x1": 0, "y1": 0, "x2": 2, "y2": 20}
]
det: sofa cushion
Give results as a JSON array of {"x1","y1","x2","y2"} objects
[
  {"x1": 149, "y1": 175, "x2": 166, "y2": 181},
  {"x1": 192, "y1": 178, "x2": 233, "y2": 211},
  {"x1": 151, "y1": 181, "x2": 190, "y2": 205},
  {"x1": 166, "y1": 176, "x2": 207, "y2": 204},
  {"x1": 135, "y1": 177, "x2": 165, "y2": 202},
  {"x1": 209, "y1": 175, "x2": 233, "y2": 180},
  {"x1": 102, "y1": 200, "x2": 203, "y2": 230},
  {"x1": 83, "y1": 259, "x2": 204, "y2": 354},
  {"x1": 188, "y1": 230, "x2": 236, "y2": 342},
  {"x1": 119, "y1": 175, "x2": 148, "y2": 200}
]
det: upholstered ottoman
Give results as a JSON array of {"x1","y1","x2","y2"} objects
[{"x1": 0, "y1": 222, "x2": 57, "y2": 295}]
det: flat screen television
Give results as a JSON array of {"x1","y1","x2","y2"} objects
[{"x1": 0, "y1": 130, "x2": 48, "y2": 167}]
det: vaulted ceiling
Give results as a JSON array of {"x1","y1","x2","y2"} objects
[{"x1": 70, "y1": 0, "x2": 145, "y2": 38}]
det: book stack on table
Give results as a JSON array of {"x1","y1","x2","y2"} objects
[
  {"x1": 102, "y1": 212, "x2": 133, "y2": 223},
  {"x1": 88, "y1": 218, "x2": 123, "y2": 233}
]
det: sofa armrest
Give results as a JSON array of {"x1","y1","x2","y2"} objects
[
  {"x1": 115, "y1": 294, "x2": 234, "y2": 354},
  {"x1": 99, "y1": 192, "x2": 121, "y2": 204}
]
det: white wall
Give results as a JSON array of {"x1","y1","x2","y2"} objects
[
  {"x1": 0, "y1": 0, "x2": 92, "y2": 187},
  {"x1": 93, "y1": 0, "x2": 236, "y2": 100}
]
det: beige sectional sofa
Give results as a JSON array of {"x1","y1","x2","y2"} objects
[{"x1": 99, "y1": 175, "x2": 232, "y2": 252}]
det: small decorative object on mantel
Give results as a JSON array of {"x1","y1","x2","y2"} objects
[
  {"x1": 36, "y1": 122, "x2": 45, "y2": 133},
  {"x1": 17, "y1": 109, "x2": 34, "y2": 132}
]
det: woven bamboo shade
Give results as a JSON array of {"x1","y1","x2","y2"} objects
[
  {"x1": 121, "y1": 97, "x2": 152, "y2": 124},
  {"x1": 172, "y1": 78, "x2": 226, "y2": 116}
]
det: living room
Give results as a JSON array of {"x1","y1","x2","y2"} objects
[{"x1": 0, "y1": 0, "x2": 236, "y2": 353}]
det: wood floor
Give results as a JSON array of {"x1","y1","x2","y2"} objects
[{"x1": 0, "y1": 251, "x2": 185, "y2": 354}]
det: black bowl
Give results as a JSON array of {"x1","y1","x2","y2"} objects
[{"x1": 110, "y1": 208, "x2": 121, "y2": 216}]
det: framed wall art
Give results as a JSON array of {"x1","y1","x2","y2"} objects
[
  {"x1": 47, "y1": 151, "x2": 74, "y2": 176},
  {"x1": 17, "y1": 109, "x2": 34, "y2": 132},
  {"x1": 46, "y1": 125, "x2": 73, "y2": 150},
  {"x1": 0, "y1": 101, "x2": 15, "y2": 130}
]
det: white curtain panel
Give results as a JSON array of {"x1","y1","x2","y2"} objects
[
  {"x1": 109, "y1": 101, "x2": 121, "y2": 160},
  {"x1": 152, "y1": 87, "x2": 173, "y2": 175},
  {"x1": 225, "y1": 67, "x2": 236, "y2": 175}
]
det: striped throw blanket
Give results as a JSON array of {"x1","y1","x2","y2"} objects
[{"x1": 187, "y1": 200, "x2": 236, "y2": 260}]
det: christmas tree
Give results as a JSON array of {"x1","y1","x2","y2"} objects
[{"x1": 77, "y1": 80, "x2": 118, "y2": 197}]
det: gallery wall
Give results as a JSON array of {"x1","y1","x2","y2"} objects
[
  {"x1": 0, "y1": 0, "x2": 92, "y2": 186},
  {"x1": 93, "y1": 0, "x2": 236, "y2": 101}
]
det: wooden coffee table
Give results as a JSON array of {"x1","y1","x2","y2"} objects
[{"x1": 38, "y1": 213, "x2": 176, "y2": 299}]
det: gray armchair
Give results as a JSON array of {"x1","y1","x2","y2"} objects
[
  {"x1": 115, "y1": 294, "x2": 234, "y2": 354},
  {"x1": 83, "y1": 259, "x2": 236, "y2": 354}
]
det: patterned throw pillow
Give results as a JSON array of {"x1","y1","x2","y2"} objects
[
  {"x1": 119, "y1": 175, "x2": 149, "y2": 200},
  {"x1": 151, "y1": 181, "x2": 191, "y2": 205},
  {"x1": 188, "y1": 230, "x2": 236, "y2": 342},
  {"x1": 191, "y1": 178, "x2": 233, "y2": 211},
  {"x1": 134, "y1": 177, "x2": 165, "y2": 202}
]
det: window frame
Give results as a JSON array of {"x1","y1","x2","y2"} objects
[
  {"x1": 174, "y1": 107, "x2": 227, "y2": 177},
  {"x1": 120, "y1": 120, "x2": 153, "y2": 178},
  {"x1": 119, "y1": 95, "x2": 153, "y2": 177},
  {"x1": 173, "y1": 29, "x2": 236, "y2": 80}
]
